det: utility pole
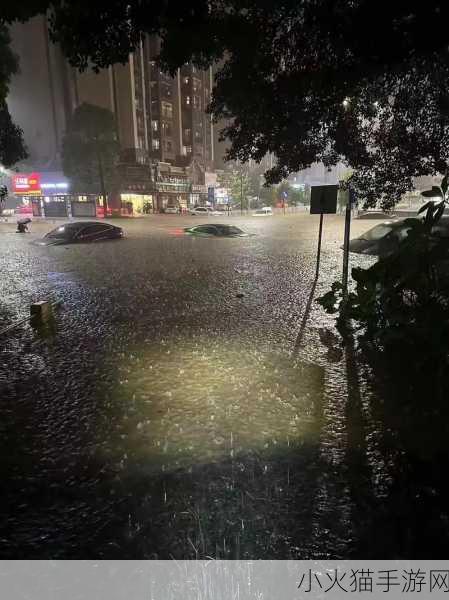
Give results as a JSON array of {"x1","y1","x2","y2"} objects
[{"x1": 240, "y1": 171, "x2": 243, "y2": 215}]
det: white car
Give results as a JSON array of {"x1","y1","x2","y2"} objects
[
  {"x1": 189, "y1": 206, "x2": 220, "y2": 216},
  {"x1": 253, "y1": 206, "x2": 273, "y2": 216},
  {"x1": 164, "y1": 206, "x2": 179, "y2": 214}
]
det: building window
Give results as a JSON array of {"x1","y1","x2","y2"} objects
[
  {"x1": 192, "y1": 77, "x2": 201, "y2": 92},
  {"x1": 151, "y1": 120, "x2": 158, "y2": 132},
  {"x1": 185, "y1": 95, "x2": 191, "y2": 106},
  {"x1": 193, "y1": 95, "x2": 201, "y2": 109},
  {"x1": 183, "y1": 76, "x2": 189, "y2": 85},
  {"x1": 161, "y1": 82, "x2": 172, "y2": 98},
  {"x1": 161, "y1": 101, "x2": 173, "y2": 118},
  {"x1": 194, "y1": 130, "x2": 202, "y2": 140},
  {"x1": 162, "y1": 121, "x2": 172, "y2": 137},
  {"x1": 182, "y1": 146, "x2": 192, "y2": 155},
  {"x1": 183, "y1": 128, "x2": 191, "y2": 141},
  {"x1": 152, "y1": 139, "x2": 160, "y2": 150},
  {"x1": 165, "y1": 141, "x2": 173, "y2": 152}
]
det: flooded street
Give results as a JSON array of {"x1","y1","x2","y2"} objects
[{"x1": 0, "y1": 214, "x2": 412, "y2": 558}]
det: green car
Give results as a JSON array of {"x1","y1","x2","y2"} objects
[{"x1": 184, "y1": 224, "x2": 252, "y2": 237}]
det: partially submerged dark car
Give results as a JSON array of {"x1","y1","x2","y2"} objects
[
  {"x1": 36, "y1": 222, "x2": 123, "y2": 246},
  {"x1": 184, "y1": 224, "x2": 253, "y2": 237}
]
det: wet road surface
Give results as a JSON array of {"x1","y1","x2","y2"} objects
[{"x1": 0, "y1": 213, "x2": 398, "y2": 558}]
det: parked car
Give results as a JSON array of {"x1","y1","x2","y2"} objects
[
  {"x1": 189, "y1": 206, "x2": 220, "y2": 216},
  {"x1": 357, "y1": 210, "x2": 397, "y2": 220},
  {"x1": 348, "y1": 217, "x2": 449, "y2": 256},
  {"x1": 184, "y1": 224, "x2": 253, "y2": 237},
  {"x1": 253, "y1": 206, "x2": 273, "y2": 216},
  {"x1": 163, "y1": 206, "x2": 180, "y2": 214},
  {"x1": 36, "y1": 222, "x2": 123, "y2": 246}
]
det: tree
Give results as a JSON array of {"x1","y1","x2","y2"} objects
[
  {"x1": 5, "y1": 2, "x2": 449, "y2": 207},
  {"x1": 0, "y1": 25, "x2": 27, "y2": 166},
  {"x1": 62, "y1": 103, "x2": 118, "y2": 214},
  {"x1": 218, "y1": 163, "x2": 251, "y2": 212},
  {"x1": 0, "y1": 183, "x2": 7, "y2": 216}
]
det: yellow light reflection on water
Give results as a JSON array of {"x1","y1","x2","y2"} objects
[{"x1": 108, "y1": 336, "x2": 325, "y2": 471}]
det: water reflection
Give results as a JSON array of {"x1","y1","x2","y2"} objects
[{"x1": 103, "y1": 336, "x2": 324, "y2": 471}]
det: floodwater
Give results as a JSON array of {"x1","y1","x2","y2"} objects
[{"x1": 0, "y1": 213, "x2": 442, "y2": 558}]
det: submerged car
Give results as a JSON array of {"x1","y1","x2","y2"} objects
[
  {"x1": 357, "y1": 210, "x2": 397, "y2": 220},
  {"x1": 184, "y1": 224, "x2": 252, "y2": 237},
  {"x1": 36, "y1": 222, "x2": 123, "y2": 246},
  {"x1": 349, "y1": 217, "x2": 449, "y2": 256},
  {"x1": 163, "y1": 206, "x2": 180, "y2": 214},
  {"x1": 189, "y1": 206, "x2": 220, "y2": 216},
  {"x1": 253, "y1": 206, "x2": 273, "y2": 216}
]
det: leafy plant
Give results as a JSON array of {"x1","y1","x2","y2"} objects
[{"x1": 318, "y1": 175, "x2": 449, "y2": 368}]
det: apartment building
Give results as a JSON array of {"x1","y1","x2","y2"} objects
[{"x1": 7, "y1": 20, "x2": 217, "y2": 210}]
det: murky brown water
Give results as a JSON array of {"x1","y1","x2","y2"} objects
[{"x1": 1, "y1": 213, "x2": 444, "y2": 558}]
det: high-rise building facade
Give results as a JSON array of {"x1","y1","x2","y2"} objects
[
  {"x1": 71, "y1": 36, "x2": 214, "y2": 172},
  {"x1": 8, "y1": 23, "x2": 216, "y2": 173},
  {"x1": 145, "y1": 37, "x2": 214, "y2": 169}
]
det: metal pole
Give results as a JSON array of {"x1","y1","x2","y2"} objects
[
  {"x1": 240, "y1": 173, "x2": 243, "y2": 215},
  {"x1": 315, "y1": 213, "x2": 324, "y2": 279},
  {"x1": 342, "y1": 188, "x2": 352, "y2": 296},
  {"x1": 95, "y1": 140, "x2": 108, "y2": 218}
]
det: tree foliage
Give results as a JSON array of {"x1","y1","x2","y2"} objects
[
  {"x1": 5, "y1": 2, "x2": 449, "y2": 206},
  {"x1": 0, "y1": 25, "x2": 27, "y2": 166},
  {"x1": 218, "y1": 162, "x2": 252, "y2": 208},
  {"x1": 318, "y1": 177, "x2": 449, "y2": 362},
  {"x1": 62, "y1": 103, "x2": 118, "y2": 195}
]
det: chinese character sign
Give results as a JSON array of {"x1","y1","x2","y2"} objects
[{"x1": 12, "y1": 173, "x2": 41, "y2": 195}]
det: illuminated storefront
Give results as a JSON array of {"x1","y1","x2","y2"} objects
[
  {"x1": 120, "y1": 193, "x2": 154, "y2": 214},
  {"x1": 11, "y1": 171, "x2": 71, "y2": 216}
]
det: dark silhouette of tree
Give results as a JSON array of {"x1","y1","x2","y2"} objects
[
  {"x1": 4, "y1": 1, "x2": 449, "y2": 206},
  {"x1": 62, "y1": 103, "x2": 118, "y2": 213},
  {"x1": 0, "y1": 25, "x2": 27, "y2": 166}
]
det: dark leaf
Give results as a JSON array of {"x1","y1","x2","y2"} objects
[
  {"x1": 421, "y1": 189, "x2": 443, "y2": 198},
  {"x1": 425, "y1": 203, "x2": 436, "y2": 225},
  {"x1": 418, "y1": 201, "x2": 432, "y2": 214},
  {"x1": 441, "y1": 175, "x2": 448, "y2": 195},
  {"x1": 433, "y1": 201, "x2": 446, "y2": 224}
]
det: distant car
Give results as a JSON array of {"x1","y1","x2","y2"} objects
[
  {"x1": 253, "y1": 207, "x2": 273, "y2": 216},
  {"x1": 189, "y1": 206, "x2": 220, "y2": 216},
  {"x1": 164, "y1": 206, "x2": 180, "y2": 214},
  {"x1": 36, "y1": 221, "x2": 123, "y2": 246},
  {"x1": 184, "y1": 224, "x2": 252, "y2": 237},
  {"x1": 348, "y1": 217, "x2": 449, "y2": 256},
  {"x1": 357, "y1": 210, "x2": 396, "y2": 219}
]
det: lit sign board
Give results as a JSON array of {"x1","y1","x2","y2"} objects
[
  {"x1": 41, "y1": 183, "x2": 69, "y2": 189},
  {"x1": 12, "y1": 173, "x2": 41, "y2": 195},
  {"x1": 12, "y1": 173, "x2": 69, "y2": 195}
]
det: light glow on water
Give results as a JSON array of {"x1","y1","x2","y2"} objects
[{"x1": 106, "y1": 336, "x2": 325, "y2": 471}]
